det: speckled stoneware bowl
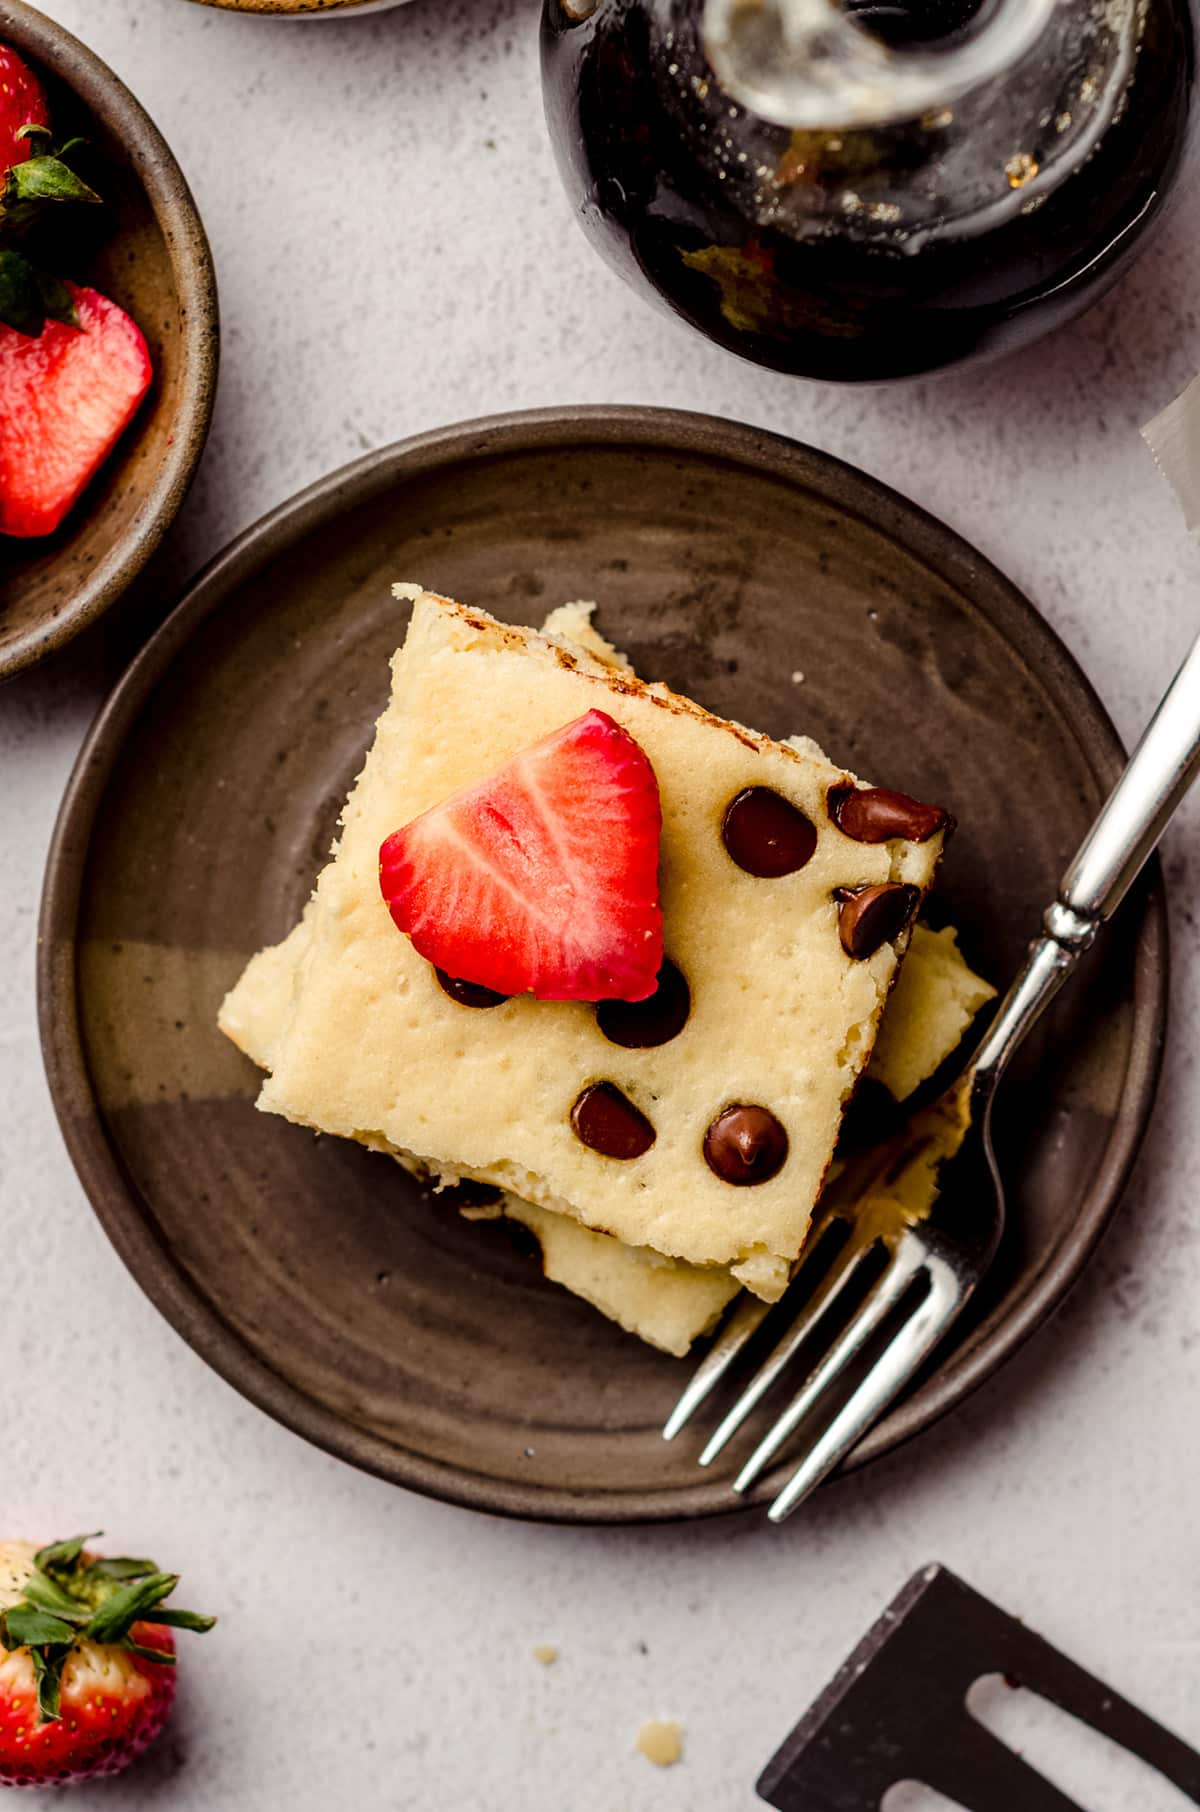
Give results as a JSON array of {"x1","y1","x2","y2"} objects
[
  {"x1": 39, "y1": 408, "x2": 1167, "y2": 1523},
  {"x1": 0, "y1": 1, "x2": 218, "y2": 681},
  {"x1": 186, "y1": 0, "x2": 411, "y2": 16}
]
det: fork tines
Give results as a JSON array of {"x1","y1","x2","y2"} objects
[{"x1": 663, "y1": 1198, "x2": 966, "y2": 1521}]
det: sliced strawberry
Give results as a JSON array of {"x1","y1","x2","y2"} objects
[
  {"x1": 380, "y1": 708, "x2": 664, "y2": 1002},
  {"x1": 0, "y1": 284, "x2": 152, "y2": 538},
  {"x1": 0, "y1": 45, "x2": 49, "y2": 173}
]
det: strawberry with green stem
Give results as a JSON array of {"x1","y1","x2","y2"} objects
[
  {"x1": 0, "y1": 1534, "x2": 214, "y2": 1789},
  {"x1": 0, "y1": 118, "x2": 102, "y2": 340}
]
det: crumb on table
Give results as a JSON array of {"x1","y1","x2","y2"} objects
[
  {"x1": 635, "y1": 1718, "x2": 683, "y2": 1766},
  {"x1": 532, "y1": 1644, "x2": 559, "y2": 1665}
]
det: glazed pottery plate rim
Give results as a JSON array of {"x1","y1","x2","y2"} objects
[
  {"x1": 0, "y1": 0, "x2": 219, "y2": 681},
  {"x1": 38, "y1": 405, "x2": 1168, "y2": 1523}
]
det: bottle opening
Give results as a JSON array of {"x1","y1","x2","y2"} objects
[{"x1": 843, "y1": 0, "x2": 993, "y2": 53}]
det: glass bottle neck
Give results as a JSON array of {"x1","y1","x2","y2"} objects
[{"x1": 704, "y1": 0, "x2": 1063, "y2": 127}]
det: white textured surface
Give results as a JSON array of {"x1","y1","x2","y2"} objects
[{"x1": 2, "y1": 3, "x2": 1199, "y2": 1805}]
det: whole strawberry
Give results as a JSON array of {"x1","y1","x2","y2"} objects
[
  {"x1": 0, "y1": 1534, "x2": 214, "y2": 1790},
  {"x1": 0, "y1": 46, "x2": 48, "y2": 173}
]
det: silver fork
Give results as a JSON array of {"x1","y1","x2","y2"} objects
[{"x1": 665, "y1": 624, "x2": 1200, "y2": 1522}]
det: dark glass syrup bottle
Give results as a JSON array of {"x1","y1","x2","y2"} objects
[{"x1": 541, "y1": 0, "x2": 1194, "y2": 381}]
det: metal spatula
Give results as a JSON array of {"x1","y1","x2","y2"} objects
[{"x1": 757, "y1": 1565, "x2": 1200, "y2": 1810}]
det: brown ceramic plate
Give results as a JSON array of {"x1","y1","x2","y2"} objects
[
  {"x1": 0, "y1": 0, "x2": 218, "y2": 680},
  {"x1": 39, "y1": 407, "x2": 1166, "y2": 1523}
]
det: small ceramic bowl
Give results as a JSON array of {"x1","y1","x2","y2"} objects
[
  {"x1": 0, "y1": 1, "x2": 218, "y2": 681},
  {"x1": 186, "y1": 0, "x2": 411, "y2": 16}
]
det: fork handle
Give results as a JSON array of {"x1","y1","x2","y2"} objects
[{"x1": 973, "y1": 626, "x2": 1200, "y2": 1083}]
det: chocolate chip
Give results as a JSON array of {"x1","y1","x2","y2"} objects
[
  {"x1": 827, "y1": 783, "x2": 950, "y2": 844},
  {"x1": 834, "y1": 883, "x2": 920, "y2": 959},
  {"x1": 703, "y1": 1104, "x2": 789, "y2": 1186},
  {"x1": 571, "y1": 1083, "x2": 656, "y2": 1159},
  {"x1": 722, "y1": 787, "x2": 817, "y2": 877},
  {"x1": 596, "y1": 960, "x2": 690, "y2": 1048},
  {"x1": 436, "y1": 969, "x2": 510, "y2": 1009}
]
